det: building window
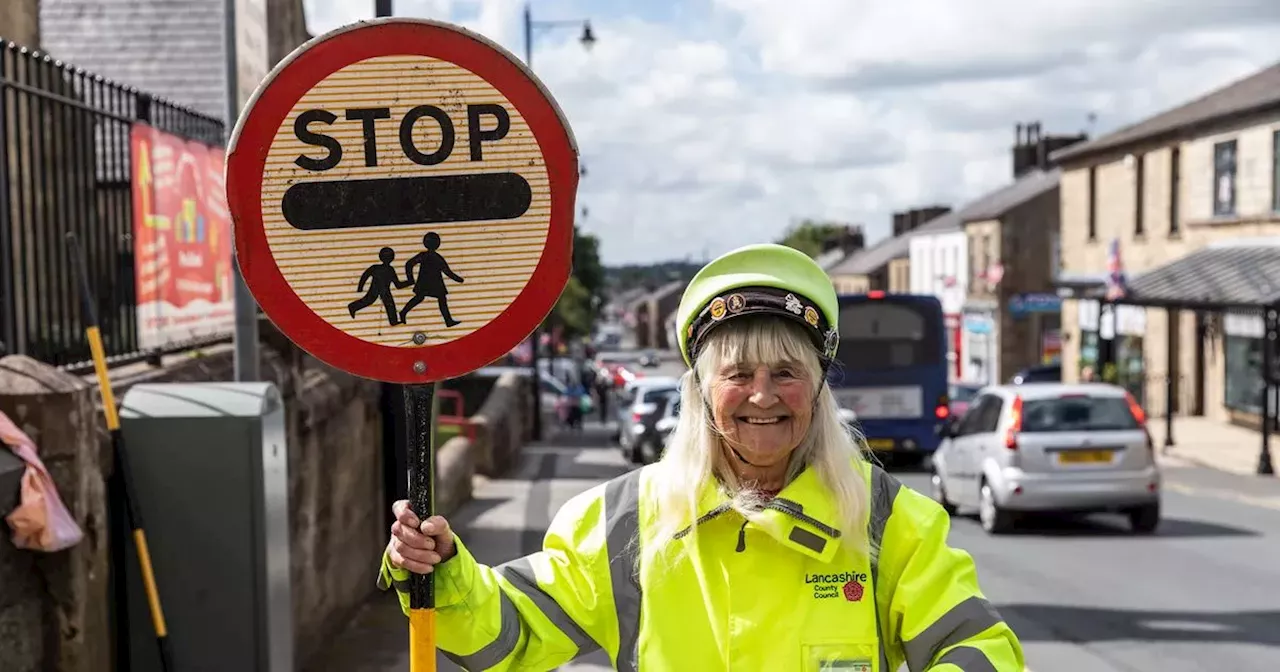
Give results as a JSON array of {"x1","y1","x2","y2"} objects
[
  {"x1": 1134, "y1": 153, "x2": 1145, "y2": 236},
  {"x1": 1272, "y1": 130, "x2": 1280, "y2": 212},
  {"x1": 1213, "y1": 139, "x2": 1237, "y2": 216},
  {"x1": 1225, "y1": 334, "x2": 1266, "y2": 415},
  {"x1": 1087, "y1": 165, "x2": 1097, "y2": 240},
  {"x1": 1170, "y1": 146, "x2": 1181, "y2": 235}
]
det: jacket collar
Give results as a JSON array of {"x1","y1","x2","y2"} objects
[{"x1": 680, "y1": 466, "x2": 844, "y2": 563}]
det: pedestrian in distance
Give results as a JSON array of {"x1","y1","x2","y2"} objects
[{"x1": 380, "y1": 243, "x2": 1025, "y2": 671}]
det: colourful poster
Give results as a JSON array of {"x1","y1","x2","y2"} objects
[{"x1": 130, "y1": 124, "x2": 234, "y2": 350}]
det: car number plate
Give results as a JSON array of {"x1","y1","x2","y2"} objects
[
  {"x1": 866, "y1": 438, "x2": 895, "y2": 451},
  {"x1": 1056, "y1": 450, "x2": 1114, "y2": 464}
]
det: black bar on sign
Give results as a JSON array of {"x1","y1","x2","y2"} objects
[{"x1": 280, "y1": 173, "x2": 533, "y2": 230}]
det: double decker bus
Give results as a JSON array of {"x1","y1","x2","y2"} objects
[{"x1": 829, "y1": 291, "x2": 950, "y2": 464}]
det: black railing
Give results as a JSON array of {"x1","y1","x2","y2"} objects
[{"x1": 0, "y1": 39, "x2": 226, "y2": 369}]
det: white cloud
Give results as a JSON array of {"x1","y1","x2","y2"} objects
[{"x1": 302, "y1": 0, "x2": 1280, "y2": 265}]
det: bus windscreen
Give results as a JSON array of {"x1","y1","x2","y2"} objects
[{"x1": 836, "y1": 301, "x2": 942, "y2": 371}]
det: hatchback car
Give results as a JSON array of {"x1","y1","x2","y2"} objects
[
  {"x1": 931, "y1": 383, "x2": 1160, "y2": 535},
  {"x1": 615, "y1": 377, "x2": 680, "y2": 458}
]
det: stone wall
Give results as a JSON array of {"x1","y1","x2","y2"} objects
[{"x1": 0, "y1": 356, "x2": 109, "y2": 672}]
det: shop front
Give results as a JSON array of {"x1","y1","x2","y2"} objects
[
  {"x1": 962, "y1": 304, "x2": 998, "y2": 385},
  {"x1": 1009, "y1": 292, "x2": 1063, "y2": 367},
  {"x1": 1073, "y1": 299, "x2": 1146, "y2": 405},
  {"x1": 1223, "y1": 311, "x2": 1276, "y2": 420}
]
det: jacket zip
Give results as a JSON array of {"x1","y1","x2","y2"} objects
[
  {"x1": 764, "y1": 497, "x2": 843, "y2": 538},
  {"x1": 672, "y1": 502, "x2": 733, "y2": 540}
]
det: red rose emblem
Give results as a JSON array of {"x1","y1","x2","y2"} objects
[{"x1": 842, "y1": 580, "x2": 864, "y2": 602}]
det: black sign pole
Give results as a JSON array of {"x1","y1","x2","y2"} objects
[
  {"x1": 404, "y1": 380, "x2": 439, "y2": 668},
  {"x1": 1260, "y1": 308, "x2": 1276, "y2": 476}
]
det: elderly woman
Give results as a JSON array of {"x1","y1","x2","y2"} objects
[{"x1": 380, "y1": 244, "x2": 1024, "y2": 671}]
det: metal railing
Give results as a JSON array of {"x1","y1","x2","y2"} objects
[{"x1": 1, "y1": 39, "x2": 226, "y2": 369}]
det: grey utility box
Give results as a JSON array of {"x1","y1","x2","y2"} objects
[{"x1": 118, "y1": 382, "x2": 292, "y2": 672}]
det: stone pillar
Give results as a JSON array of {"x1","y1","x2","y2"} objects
[{"x1": 0, "y1": 355, "x2": 109, "y2": 672}]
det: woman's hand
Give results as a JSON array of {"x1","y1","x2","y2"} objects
[{"x1": 387, "y1": 499, "x2": 457, "y2": 574}]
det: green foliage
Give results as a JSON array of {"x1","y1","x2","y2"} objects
[
  {"x1": 552, "y1": 275, "x2": 594, "y2": 338},
  {"x1": 776, "y1": 219, "x2": 848, "y2": 259},
  {"x1": 544, "y1": 226, "x2": 605, "y2": 339}
]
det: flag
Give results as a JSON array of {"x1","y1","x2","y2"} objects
[{"x1": 1105, "y1": 238, "x2": 1128, "y2": 301}]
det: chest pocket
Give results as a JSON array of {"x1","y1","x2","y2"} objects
[{"x1": 802, "y1": 641, "x2": 878, "y2": 672}]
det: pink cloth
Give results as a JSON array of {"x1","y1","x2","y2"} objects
[{"x1": 1, "y1": 409, "x2": 83, "y2": 552}]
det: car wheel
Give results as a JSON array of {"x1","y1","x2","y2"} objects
[
  {"x1": 1128, "y1": 503, "x2": 1160, "y2": 534},
  {"x1": 978, "y1": 481, "x2": 1014, "y2": 534},
  {"x1": 931, "y1": 469, "x2": 958, "y2": 515},
  {"x1": 639, "y1": 438, "x2": 660, "y2": 465}
]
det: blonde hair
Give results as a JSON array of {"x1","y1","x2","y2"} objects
[{"x1": 641, "y1": 315, "x2": 872, "y2": 571}]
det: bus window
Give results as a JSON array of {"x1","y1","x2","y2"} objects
[{"x1": 836, "y1": 301, "x2": 943, "y2": 371}]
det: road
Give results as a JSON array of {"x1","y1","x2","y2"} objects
[{"x1": 314, "y1": 357, "x2": 1280, "y2": 671}]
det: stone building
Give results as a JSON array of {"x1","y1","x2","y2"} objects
[{"x1": 1052, "y1": 61, "x2": 1280, "y2": 434}]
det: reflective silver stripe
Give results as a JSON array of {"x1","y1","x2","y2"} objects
[
  {"x1": 934, "y1": 644, "x2": 998, "y2": 672},
  {"x1": 604, "y1": 469, "x2": 644, "y2": 671},
  {"x1": 376, "y1": 568, "x2": 409, "y2": 594},
  {"x1": 869, "y1": 465, "x2": 901, "y2": 672},
  {"x1": 449, "y1": 591, "x2": 521, "y2": 670},
  {"x1": 497, "y1": 556, "x2": 600, "y2": 655},
  {"x1": 903, "y1": 596, "x2": 1005, "y2": 672}
]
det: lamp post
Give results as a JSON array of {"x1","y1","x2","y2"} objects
[{"x1": 523, "y1": 1, "x2": 595, "y2": 440}]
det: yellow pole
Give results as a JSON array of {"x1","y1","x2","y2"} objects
[{"x1": 66, "y1": 232, "x2": 175, "y2": 670}]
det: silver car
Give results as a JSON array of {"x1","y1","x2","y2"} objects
[{"x1": 931, "y1": 382, "x2": 1161, "y2": 535}]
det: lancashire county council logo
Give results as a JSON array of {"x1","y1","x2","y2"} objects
[
  {"x1": 726, "y1": 293, "x2": 746, "y2": 313},
  {"x1": 804, "y1": 306, "x2": 819, "y2": 327},
  {"x1": 709, "y1": 297, "x2": 727, "y2": 320},
  {"x1": 842, "y1": 580, "x2": 864, "y2": 602}
]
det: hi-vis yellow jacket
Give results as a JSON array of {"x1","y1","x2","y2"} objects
[{"x1": 378, "y1": 462, "x2": 1025, "y2": 671}]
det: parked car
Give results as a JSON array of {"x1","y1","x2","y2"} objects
[
  {"x1": 931, "y1": 382, "x2": 1160, "y2": 535},
  {"x1": 626, "y1": 390, "x2": 679, "y2": 464},
  {"x1": 1010, "y1": 364, "x2": 1061, "y2": 385},
  {"x1": 616, "y1": 377, "x2": 680, "y2": 458},
  {"x1": 638, "y1": 349, "x2": 660, "y2": 368},
  {"x1": 948, "y1": 383, "x2": 983, "y2": 417},
  {"x1": 655, "y1": 393, "x2": 681, "y2": 455}
]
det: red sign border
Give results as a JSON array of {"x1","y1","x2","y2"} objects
[{"x1": 227, "y1": 18, "x2": 577, "y2": 384}]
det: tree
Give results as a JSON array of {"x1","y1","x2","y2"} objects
[
  {"x1": 572, "y1": 226, "x2": 605, "y2": 305},
  {"x1": 551, "y1": 275, "x2": 594, "y2": 337},
  {"x1": 776, "y1": 219, "x2": 849, "y2": 259},
  {"x1": 544, "y1": 226, "x2": 605, "y2": 339}
]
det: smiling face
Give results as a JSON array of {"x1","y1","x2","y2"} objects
[{"x1": 700, "y1": 317, "x2": 819, "y2": 470}]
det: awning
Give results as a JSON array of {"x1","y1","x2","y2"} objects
[{"x1": 1117, "y1": 240, "x2": 1280, "y2": 310}]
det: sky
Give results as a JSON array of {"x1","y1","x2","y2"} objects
[{"x1": 301, "y1": 0, "x2": 1280, "y2": 266}]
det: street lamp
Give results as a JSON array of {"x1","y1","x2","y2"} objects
[
  {"x1": 523, "y1": 1, "x2": 596, "y2": 441},
  {"x1": 523, "y1": 2, "x2": 596, "y2": 68}
]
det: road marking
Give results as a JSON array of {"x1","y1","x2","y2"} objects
[{"x1": 1165, "y1": 482, "x2": 1280, "y2": 510}]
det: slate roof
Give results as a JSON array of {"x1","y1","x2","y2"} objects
[
  {"x1": 1051, "y1": 61, "x2": 1280, "y2": 165},
  {"x1": 960, "y1": 168, "x2": 1060, "y2": 223},
  {"x1": 40, "y1": 0, "x2": 230, "y2": 122},
  {"x1": 828, "y1": 168, "x2": 1061, "y2": 277},
  {"x1": 1122, "y1": 238, "x2": 1280, "y2": 308}
]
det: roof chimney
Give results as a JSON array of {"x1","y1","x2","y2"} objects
[{"x1": 1013, "y1": 121, "x2": 1087, "y2": 178}]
